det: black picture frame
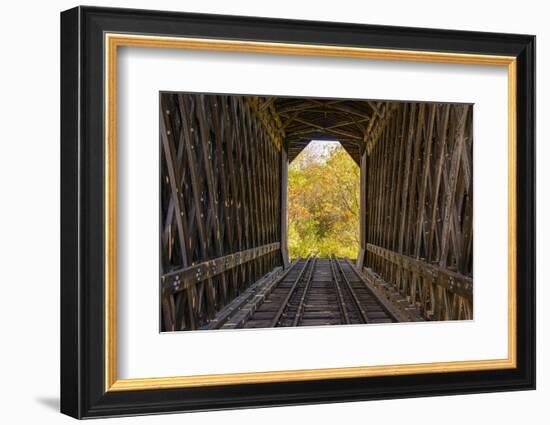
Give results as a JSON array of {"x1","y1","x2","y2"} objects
[{"x1": 61, "y1": 5, "x2": 535, "y2": 419}]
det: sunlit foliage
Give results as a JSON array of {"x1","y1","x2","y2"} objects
[{"x1": 288, "y1": 142, "x2": 360, "y2": 259}]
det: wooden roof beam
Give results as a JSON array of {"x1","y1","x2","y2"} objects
[
  {"x1": 287, "y1": 117, "x2": 369, "y2": 136},
  {"x1": 278, "y1": 99, "x2": 346, "y2": 112},
  {"x1": 289, "y1": 116, "x2": 364, "y2": 141}
]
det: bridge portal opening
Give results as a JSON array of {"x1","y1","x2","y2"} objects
[{"x1": 288, "y1": 140, "x2": 360, "y2": 260}]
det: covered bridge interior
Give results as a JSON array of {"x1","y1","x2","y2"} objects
[{"x1": 160, "y1": 93, "x2": 473, "y2": 332}]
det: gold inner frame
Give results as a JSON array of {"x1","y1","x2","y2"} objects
[{"x1": 104, "y1": 33, "x2": 517, "y2": 392}]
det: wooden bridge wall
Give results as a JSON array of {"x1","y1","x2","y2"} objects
[
  {"x1": 160, "y1": 93, "x2": 283, "y2": 331},
  {"x1": 359, "y1": 102, "x2": 473, "y2": 321}
]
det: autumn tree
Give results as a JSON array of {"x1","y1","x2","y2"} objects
[{"x1": 288, "y1": 142, "x2": 360, "y2": 259}]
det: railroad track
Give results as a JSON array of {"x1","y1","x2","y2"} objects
[{"x1": 240, "y1": 256, "x2": 400, "y2": 328}]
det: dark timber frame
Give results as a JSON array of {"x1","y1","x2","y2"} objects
[{"x1": 61, "y1": 6, "x2": 535, "y2": 419}]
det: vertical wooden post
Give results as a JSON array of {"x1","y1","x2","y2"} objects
[
  {"x1": 280, "y1": 146, "x2": 290, "y2": 267},
  {"x1": 357, "y1": 148, "x2": 368, "y2": 270}
]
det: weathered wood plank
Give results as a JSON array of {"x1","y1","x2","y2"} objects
[{"x1": 163, "y1": 243, "x2": 281, "y2": 294}]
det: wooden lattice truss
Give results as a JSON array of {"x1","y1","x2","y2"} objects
[
  {"x1": 160, "y1": 93, "x2": 282, "y2": 331},
  {"x1": 360, "y1": 103, "x2": 473, "y2": 321}
]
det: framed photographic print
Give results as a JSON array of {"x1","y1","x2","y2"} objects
[{"x1": 60, "y1": 6, "x2": 535, "y2": 419}]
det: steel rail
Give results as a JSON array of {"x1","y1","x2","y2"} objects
[
  {"x1": 329, "y1": 256, "x2": 350, "y2": 325},
  {"x1": 269, "y1": 256, "x2": 312, "y2": 327},
  {"x1": 333, "y1": 256, "x2": 370, "y2": 324},
  {"x1": 207, "y1": 258, "x2": 304, "y2": 329},
  {"x1": 292, "y1": 257, "x2": 317, "y2": 326}
]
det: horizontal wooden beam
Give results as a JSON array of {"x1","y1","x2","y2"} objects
[
  {"x1": 289, "y1": 116, "x2": 364, "y2": 141},
  {"x1": 366, "y1": 243, "x2": 473, "y2": 300},
  {"x1": 286, "y1": 117, "x2": 370, "y2": 136},
  {"x1": 278, "y1": 99, "x2": 342, "y2": 114},
  {"x1": 163, "y1": 243, "x2": 281, "y2": 294}
]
